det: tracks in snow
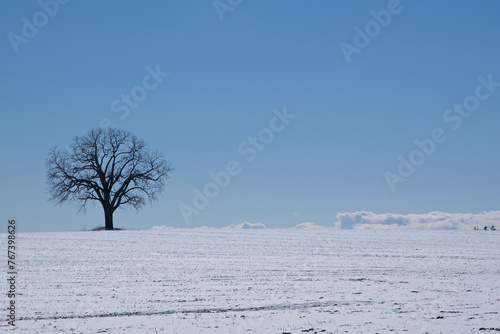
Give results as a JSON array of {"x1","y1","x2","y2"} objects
[{"x1": 18, "y1": 300, "x2": 373, "y2": 321}]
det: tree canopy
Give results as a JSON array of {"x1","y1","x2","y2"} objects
[{"x1": 46, "y1": 128, "x2": 172, "y2": 230}]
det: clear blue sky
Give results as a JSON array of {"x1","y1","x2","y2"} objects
[{"x1": 1, "y1": 0, "x2": 499, "y2": 232}]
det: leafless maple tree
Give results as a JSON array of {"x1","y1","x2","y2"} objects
[{"x1": 46, "y1": 128, "x2": 172, "y2": 230}]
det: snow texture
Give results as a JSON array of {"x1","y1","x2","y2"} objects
[{"x1": 1, "y1": 229, "x2": 499, "y2": 333}]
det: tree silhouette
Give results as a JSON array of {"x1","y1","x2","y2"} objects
[{"x1": 46, "y1": 128, "x2": 172, "y2": 230}]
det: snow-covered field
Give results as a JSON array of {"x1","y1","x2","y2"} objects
[{"x1": 1, "y1": 229, "x2": 499, "y2": 333}]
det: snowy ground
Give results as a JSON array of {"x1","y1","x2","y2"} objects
[{"x1": 1, "y1": 229, "x2": 499, "y2": 333}]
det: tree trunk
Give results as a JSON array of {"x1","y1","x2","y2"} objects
[{"x1": 104, "y1": 204, "x2": 114, "y2": 230}]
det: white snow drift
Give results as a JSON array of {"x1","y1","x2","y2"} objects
[
  {"x1": 222, "y1": 222, "x2": 266, "y2": 229},
  {"x1": 292, "y1": 222, "x2": 327, "y2": 229}
]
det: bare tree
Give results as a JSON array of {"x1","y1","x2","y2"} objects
[{"x1": 46, "y1": 128, "x2": 172, "y2": 230}]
